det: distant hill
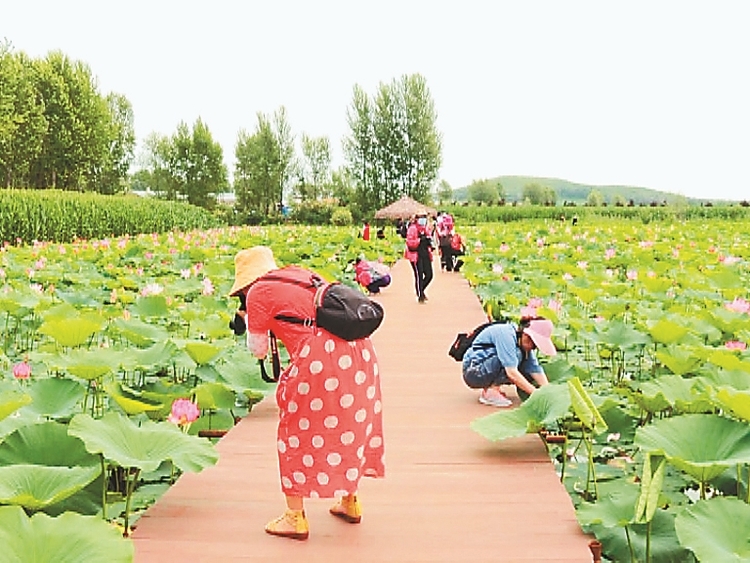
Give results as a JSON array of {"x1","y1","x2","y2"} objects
[{"x1": 453, "y1": 176, "x2": 721, "y2": 205}]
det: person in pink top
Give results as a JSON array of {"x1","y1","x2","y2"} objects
[
  {"x1": 354, "y1": 256, "x2": 391, "y2": 295},
  {"x1": 229, "y1": 246, "x2": 386, "y2": 540},
  {"x1": 404, "y1": 211, "x2": 434, "y2": 303}
]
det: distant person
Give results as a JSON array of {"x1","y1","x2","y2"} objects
[
  {"x1": 355, "y1": 256, "x2": 391, "y2": 295},
  {"x1": 572, "y1": 215, "x2": 578, "y2": 226},
  {"x1": 436, "y1": 212, "x2": 455, "y2": 271},
  {"x1": 362, "y1": 221, "x2": 371, "y2": 241},
  {"x1": 462, "y1": 317, "x2": 556, "y2": 407},
  {"x1": 450, "y1": 232, "x2": 466, "y2": 272},
  {"x1": 396, "y1": 218, "x2": 407, "y2": 239},
  {"x1": 405, "y1": 212, "x2": 433, "y2": 303},
  {"x1": 376, "y1": 227, "x2": 385, "y2": 240}
]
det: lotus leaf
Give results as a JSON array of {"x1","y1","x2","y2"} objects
[
  {"x1": 674, "y1": 497, "x2": 750, "y2": 563},
  {"x1": 715, "y1": 388, "x2": 750, "y2": 423},
  {"x1": 576, "y1": 478, "x2": 639, "y2": 528},
  {"x1": 38, "y1": 318, "x2": 103, "y2": 348},
  {"x1": 655, "y1": 345, "x2": 704, "y2": 376},
  {"x1": 0, "y1": 389, "x2": 33, "y2": 422},
  {"x1": 596, "y1": 320, "x2": 650, "y2": 349},
  {"x1": 648, "y1": 319, "x2": 689, "y2": 345},
  {"x1": 635, "y1": 414, "x2": 750, "y2": 484},
  {"x1": 591, "y1": 509, "x2": 695, "y2": 563},
  {"x1": 193, "y1": 381, "x2": 236, "y2": 410},
  {"x1": 131, "y1": 295, "x2": 169, "y2": 318},
  {"x1": 0, "y1": 464, "x2": 101, "y2": 511},
  {"x1": 626, "y1": 374, "x2": 713, "y2": 415},
  {"x1": 634, "y1": 453, "x2": 666, "y2": 524},
  {"x1": 0, "y1": 505, "x2": 134, "y2": 563},
  {"x1": 22, "y1": 378, "x2": 86, "y2": 418},
  {"x1": 69, "y1": 412, "x2": 218, "y2": 473},
  {"x1": 112, "y1": 318, "x2": 170, "y2": 347},
  {"x1": 471, "y1": 383, "x2": 570, "y2": 442},
  {"x1": 183, "y1": 341, "x2": 222, "y2": 366},
  {"x1": 568, "y1": 377, "x2": 607, "y2": 434},
  {"x1": 104, "y1": 381, "x2": 163, "y2": 415}
]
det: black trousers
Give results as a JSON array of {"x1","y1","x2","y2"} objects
[{"x1": 411, "y1": 254, "x2": 433, "y2": 299}]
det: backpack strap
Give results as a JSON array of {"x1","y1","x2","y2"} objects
[{"x1": 258, "y1": 272, "x2": 327, "y2": 327}]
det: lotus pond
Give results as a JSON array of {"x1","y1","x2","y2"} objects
[
  {"x1": 0, "y1": 225, "x2": 402, "y2": 561},
  {"x1": 463, "y1": 217, "x2": 750, "y2": 563}
]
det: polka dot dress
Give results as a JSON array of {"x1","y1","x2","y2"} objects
[{"x1": 275, "y1": 331, "x2": 385, "y2": 498}]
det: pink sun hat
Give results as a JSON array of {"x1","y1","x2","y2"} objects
[{"x1": 523, "y1": 319, "x2": 557, "y2": 356}]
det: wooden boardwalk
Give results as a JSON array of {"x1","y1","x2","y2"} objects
[{"x1": 132, "y1": 259, "x2": 594, "y2": 562}]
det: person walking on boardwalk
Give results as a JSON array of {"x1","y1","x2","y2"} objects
[
  {"x1": 405, "y1": 212, "x2": 434, "y2": 303},
  {"x1": 462, "y1": 317, "x2": 556, "y2": 407},
  {"x1": 229, "y1": 246, "x2": 385, "y2": 540}
]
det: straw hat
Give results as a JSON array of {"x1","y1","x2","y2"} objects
[
  {"x1": 523, "y1": 319, "x2": 557, "y2": 356},
  {"x1": 228, "y1": 246, "x2": 278, "y2": 296}
]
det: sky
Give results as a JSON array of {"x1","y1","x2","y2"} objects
[{"x1": 2, "y1": 1, "x2": 748, "y2": 201}]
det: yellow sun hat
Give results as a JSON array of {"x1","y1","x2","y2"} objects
[{"x1": 228, "y1": 246, "x2": 278, "y2": 296}]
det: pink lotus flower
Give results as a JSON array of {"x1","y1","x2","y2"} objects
[
  {"x1": 0, "y1": 268, "x2": 5, "y2": 279},
  {"x1": 168, "y1": 399, "x2": 200, "y2": 425},
  {"x1": 562, "y1": 273, "x2": 573, "y2": 281},
  {"x1": 58, "y1": 245, "x2": 66, "y2": 254},
  {"x1": 521, "y1": 306, "x2": 538, "y2": 318},
  {"x1": 726, "y1": 341, "x2": 747, "y2": 351},
  {"x1": 536, "y1": 238, "x2": 545, "y2": 248},
  {"x1": 604, "y1": 248, "x2": 616, "y2": 260},
  {"x1": 180, "y1": 269, "x2": 191, "y2": 279},
  {"x1": 626, "y1": 270, "x2": 638, "y2": 281},
  {"x1": 13, "y1": 361, "x2": 31, "y2": 380},
  {"x1": 548, "y1": 299, "x2": 562, "y2": 313},
  {"x1": 640, "y1": 240, "x2": 654, "y2": 248},
  {"x1": 726, "y1": 297, "x2": 750, "y2": 314},
  {"x1": 492, "y1": 264, "x2": 504, "y2": 274},
  {"x1": 499, "y1": 243, "x2": 510, "y2": 252},
  {"x1": 202, "y1": 277, "x2": 215, "y2": 296},
  {"x1": 577, "y1": 261, "x2": 588, "y2": 270},
  {"x1": 141, "y1": 283, "x2": 164, "y2": 297}
]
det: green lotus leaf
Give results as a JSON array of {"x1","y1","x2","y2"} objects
[
  {"x1": 195, "y1": 364, "x2": 221, "y2": 383},
  {"x1": 0, "y1": 421, "x2": 97, "y2": 467},
  {"x1": 635, "y1": 414, "x2": 750, "y2": 484},
  {"x1": 37, "y1": 317, "x2": 103, "y2": 348},
  {"x1": 642, "y1": 277, "x2": 673, "y2": 294},
  {"x1": 131, "y1": 294, "x2": 169, "y2": 318},
  {"x1": 674, "y1": 497, "x2": 750, "y2": 563},
  {"x1": 655, "y1": 345, "x2": 703, "y2": 376},
  {"x1": 216, "y1": 356, "x2": 274, "y2": 395},
  {"x1": 23, "y1": 378, "x2": 86, "y2": 418},
  {"x1": 576, "y1": 478, "x2": 639, "y2": 528},
  {"x1": 54, "y1": 288, "x2": 103, "y2": 308},
  {"x1": 699, "y1": 369, "x2": 750, "y2": 391},
  {"x1": 112, "y1": 318, "x2": 170, "y2": 347},
  {"x1": 570, "y1": 286, "x2": 598, "y2": 305},
  {"x1": 706, "y1": 269, "x2": 743, "y2": 290},
  {"x1": 628, "y1": 374, "x2": 713, "y2": 415},
  {"x1": 648, "y1": 319, "x2": 690, "y2": 345},
  {"x1": 183, "y1": 341, "x2": 222, "y2": 366},
  {"x1": 187, "y1": 410, "x2": 235, "y2": 435},
  {"x1": 0, "y1": 389, "x2": 33, "y2": 422},
  {"x1": 595, "y1": 320, "x2": 650, "y2": 349},
  {"x1": 568, "y1": 377, "x2": 607, "y2": 434},
  {"x1": 471, "y1": 383, "x2": 571, "y2": 442},
  {"x1": 591, "y1": 509, "x2": 694, "y2": 563},
  {"x1": 0, "y1": 505, "x2": 133, "y2": 563},
  {"x1": 62, "y1": 348, "x2": 115, "y2": 380},
  {"x1": 715, "y1": 388, "x2": 750, "y2": 422},
  {"x1": 192, "y1": 316, "x2": 232, "y2": 340},
  {"x1": 68, "y1": 412, "x2": 218, "y2": 473},
  {"x1": 193, "y1": 382, "x2": 236, "y2": 410},
  {"x1": 117, "y1": 340, "x2": 179, "y2": 372},
  {"x1": 103, "y1": 380, "x2": 163, "y2": 415},
  {"x1": 704, "y1": 306, "x2": 750, "y2": 335},
  {"x1": 634, "y1": 453, "x2": 666, "y2": 524},
  {"x1": 0, "y1": 464, "x2": 101, "y2": 511}
]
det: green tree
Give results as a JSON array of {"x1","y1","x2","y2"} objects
[
  {"x1": 94, "y1": 93, "x2": 135, "y2": 194},
  {"x1": 522, "y1": 182, "x2": 553, "y2": 205},
  {"x1": 184, "y1": 118, "x2": 227, "y2": 208},
  {"x1": 437, "y1": 179, "x2": 453, "y2": 204},
  {"x1": 344, "y1": 74, "x2": 442, "y2": 214},
  {"x1": 273, "y1": 106, "x2": 296, "y2": 209},
  {"x1": 299, "y1": 133, "x2": 331, "y2": 201},
  {"x1": 234, "y1": 112, "x2": 283, "y2": 217},
  {"x1": 467, "y1": 178, "x2": 499, "y2": 204},
  {"x1": 0, "y1": 44, "x2": 47, "y2": 188},
  {"x1": 29, "y1": 51, "x2": 111, "y2": 190},
  {"x1": 586, "y1": 189, "x2": 604, "y2": 207}
]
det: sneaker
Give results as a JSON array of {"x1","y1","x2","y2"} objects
[
  {"x1": 265, "y1": 509, "x2": 309, "y2": 540},
  {"x1": 479, "y1": 387, "x2": 512, "y2": 407}
]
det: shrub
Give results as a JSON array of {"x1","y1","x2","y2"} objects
[{"x1": 330, "y1": 207, "x2": 353, "y2": 226}]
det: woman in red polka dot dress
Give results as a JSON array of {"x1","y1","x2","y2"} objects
[{"x1": 229, "y1": 246, "x2": 385, "y2": 541}]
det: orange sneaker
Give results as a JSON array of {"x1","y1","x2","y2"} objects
[
  {"x1": 264, "y1": 509, "x2": 309, "y2": 540},
  {"x1": 329, "y1": 494, "x2": 362, "y2": 524}
]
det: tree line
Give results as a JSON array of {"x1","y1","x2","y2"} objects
[
  {"x1": 2, "y1": 42, "x2": 443, "y2": 219},
  {"x1": 0, "y1": 41, "x2": 135, "y2": 193}
]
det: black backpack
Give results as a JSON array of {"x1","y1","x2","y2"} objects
[
  {"x1": 266, "y1": 273, "x2": 384, "y2": 341},
  {"x1": 448, "y1": 319, "x2": 509, "y2": 362}
]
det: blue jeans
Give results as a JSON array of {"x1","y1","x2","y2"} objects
[{"x1": 462, "y1": 354, "x2": 507, "y2": 389}]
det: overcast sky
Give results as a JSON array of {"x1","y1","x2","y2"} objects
[{"x1": 3, "y1": 1, "x2": 748, "y2": 201}]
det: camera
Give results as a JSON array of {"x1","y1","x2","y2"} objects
[
  {"x1": 229, "y1": 313, "x2": 246, "y2": 336},
  {"x1": 229, "y1": 294, "x2": 247, "y2": 336}
]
